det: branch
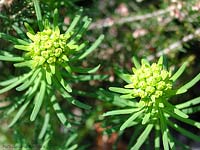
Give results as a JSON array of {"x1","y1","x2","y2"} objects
[
  {"x1": 89, "y1": 6, "x2": 175, "y2": 30},
  {"x1": 147, "y1": 28, "x2": 200, "y2": 61}
]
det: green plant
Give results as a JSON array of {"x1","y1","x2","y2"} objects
[
  {"x1": 0, "y1": 0, "x2": 104, "y2": 133},
  {"x1": 103, "y1": 56, "x2": 200, "y2": 150}
]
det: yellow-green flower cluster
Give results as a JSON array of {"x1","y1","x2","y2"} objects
[
  {"x1": 125, "y1": 63, "x2": 173, "y2": 101},
  {"x1": 26, "y1": 27, "x2": 77, "y2": 68}
]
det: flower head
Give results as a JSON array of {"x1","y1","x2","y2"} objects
[
  {"x1": 25, "y1": 27, "x2": 75, "y2": 68},
  {"x1": 125, "y1": 61, "x2": 173, "y2": 101}
]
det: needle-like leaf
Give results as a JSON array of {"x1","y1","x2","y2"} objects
[
  {"x1": 0, "y1": 32, "x2": 30, "y2": 45},
  {"x1": 170, "y1": 62, "x2": 187, "y2": 81},
  {"x1": 130, "y1": 124, "x2": 153, "y2": 150},
  {"x1": 103, "y1": 108, "x2": 140, "y2": 116},
  {"x1": 0, "y1": 55, "x2": 24, "y2": 62},
  {"x1": 70, "y1": 64, "x2": 100, "y2": 74},
  {"x1": 109, "y1": 87, "x2": 133, "y2": 94},
  {"x1": 176, "y1": 96, "x2": 200, "y2": 109},
  {"x1": 176, "y1": 72, "x2": 200, "y2": 95},
  {"x1": 120, "y1": 109, "x2": 144, "y2": 131},
  {"x1": 132, "y1": 56, "x2": 141, "y2": 69},
  {"x1": 0, "y1": 71, "x2": 33, "y2": 94},
  {"x1": 65, "y1": 9, "x2": 83, "y2": 34},
  {"x1": 8, "y1": 100, "x2": 31, "y2": 127},
  {"x1": 33, "y1": 0, "x2": 43, "y2": 31},
  {"x1": 39, "y1": 110, "x2": 50, "y2": 139},
  {"x1": 167, "y1": 120, "x2": 200, "y2": 142},
  {"x1": 30, "y1": 80, "x2": 46, "y2": 121},
  {"x1": 50, "y1": 95, "x2": 71, "y2": 127}
]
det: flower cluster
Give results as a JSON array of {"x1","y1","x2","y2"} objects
[
  {"x1": 125, "y1": 62, "x2": 173, "y2": 101},
  {"x1": 26, "y1": 28, "x2": 75, "y2": 68}
]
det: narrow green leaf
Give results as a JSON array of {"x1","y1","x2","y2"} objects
[
  {"x1": 158, "y1": 56, "x2": 164, "y2": 65},
  {"x1": 128, "y1": 125, "x2": 144, "y2": 149},
  {"x1": 24, "y1": 22, "x2": 35, "y2": 34},
  {"x1": 61, "y1": 89, "x2": 91, "y2": 110},
  {"x1": 120, "y1": 109, "x2": 144, "y2": 131},
  {"x1": 159, "y1": 108, "x2": 169, "y2": 150},
  {"x1": 33, "y1": 0, "x2": 43, "y2": 31},
  {"x1": 142, "y1": 106, "x2": 153, "y2": 125},
  {"x1": 142, "y1": 113, "x2": 151, "y2": 125},
  {"x1": 173, "y1": 138, "x2": 190, "y2": 150},
  {"x1": 67, "y1": 145, "x2": 78, "y2": 150},
  {"x1": 14, "y1": 45, "x2": 30, "y2": 51},
  {"x1": 0, "y1": 32, "x2": 29, "y2": 45},
  {"x1": 170, "y1": 62, "x2": 187, "y2": 81},
  {"x1": 130, "y1": 124, "x2": 154, "y2": 150},
  {"x1": 176, "y1": 72, "x2": 200, "y2": 95},
  {"x1": 120, "y1": 94, "x2": 135, "y2": 99},
  {"x1": 132, "y1": 56, "x2": 141, "y2": 69},
  {"x1": 176, "y1": 96, "x2": 200, "y2": 109},
  {"x1": 28, "y1": 74, "x2": 42, "y2": 96},
  {"x1": 8, "y1": 100, "x2": 31, "y2": 127},
  {"x1": 75, "y1": 41, "x2": 88, "y2": 52},
  {"x1": 39, "y1": 111, "x2": 50, "y2": 139},
  {"x1": 6, "y1": 96, "x2": 26, "y2": 115},
  {"x1": 154, "y1": 124, "x2": 160, "y2": 150},
  {"x1": 109, "y1": 87, "x2": 133, "y2": 94},
  {"x1": 167, "y1": 133, "x2": 176, "y2": 150},
  {"x1": 50, "y1": 95, "x2": 71, "y2": 127},
  {"x1": 40, "y1": 130, "x2": 52, "y2": 150},
  {"x1": 70, "y1": 64, "x2": 100, "y2": 74},
  {"x1": 175, "y1": 88, "x2": 187, "y2": 95},
  {"x1": 49, "y1": 64, "x2": 55, "y2": 74},
  {"x1": 173, "y1": 108, "x2": 188, "y2": 118},
  {"x1": 0, "y1": 55, "x2": 24, "y2": 62},
  {"x1": 14, "y1": 60, "x2": 33, "y2": 68},
  {"x1": 103, "y1": 108, "x2": 140, "y2": 116},
  {"x1": 30, "y1": 80, "x2": 46, "y2": 121},
  {"x1": 0, "y1": 50, "x2": 13, "y2": 56},
  {"x1": 70, "y1": 16, "x2": 92, "y2": 43},
  {"x1": 53, "y1": 9, "x2": 58, "y2": 28},
  {"x1": 64, "y1": 133, "x2": 78, "y2": 148},
  {"x1": 181, "y1": 105, "x2": 200, "y2": 114},
  {"x1": 65, "y1": 9, "x2": 83, "y2": 34},
  {"x1": 164, "y1": 109, "x2": 200, "y2": 129},
  {"x1": 12, "y1": 24, "x2": 27, "y2": 39},
  {"x1": 55, "y1": 77, "x2": 92, "y2": 110},
  {"x1": 141, "y1": 59, "x2": 150, "y2": 66},
  {"x1": 63, "y1": 74, "x2": 108, "y2": 82},
  {"x1": 164, "y1": 101, "x2": 188, "y2": 118},
  {"x1": 55, "y1": 71, "x2": 72, "y2": 93},
  {"x1": 115, "y1": 69, "x2": 132, "y2": 83},
  {"x1": 0, "y1": 72, "x2": 33, "y2": 94},
  {"x1": 44, "y1": 19, "x2": 50, "y2": 29},
  {"x1": 26, "y1": 32, "x2": 35, "y2": 41},
  {"x1": 0, "y1": 77, "x2": 19, "y2": 86},
  {"x1": 167, "y1": 120, "x2": 200, "y2": 142},
  {"x1": 16, "y1": 68, "x2": 41, "y2": 91},
  {"x1": 45, "y1": 71, "x2": 52, "y2": 85},
  {"x1": 77, "y1": 34, "x2": 104, "y2": 60}
]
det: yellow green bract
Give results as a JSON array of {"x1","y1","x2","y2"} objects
[
  {"x1": 26, "y1": 27, "x2": 77, "y2": 68},
  {"x1": 125, "y1": 62, "x2": 173, "y2": 101}
]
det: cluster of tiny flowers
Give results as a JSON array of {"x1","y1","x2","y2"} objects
[
  {"x1": 125, "y1": 63, "x2": 173, "y2": 101},
  {"x1": 26, "y1": 28, "x2": 77, "y2": 68}
]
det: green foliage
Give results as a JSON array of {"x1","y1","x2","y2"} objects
[
  {"x1": 103, "y1": 56, "x2": 200, "y2": 150},
  {"x1": 0, "y1": 0, "x2": 200, "y2": 149},
  {"x1": 0, "y1": 0, "x2": 104, "y2": 148}
]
